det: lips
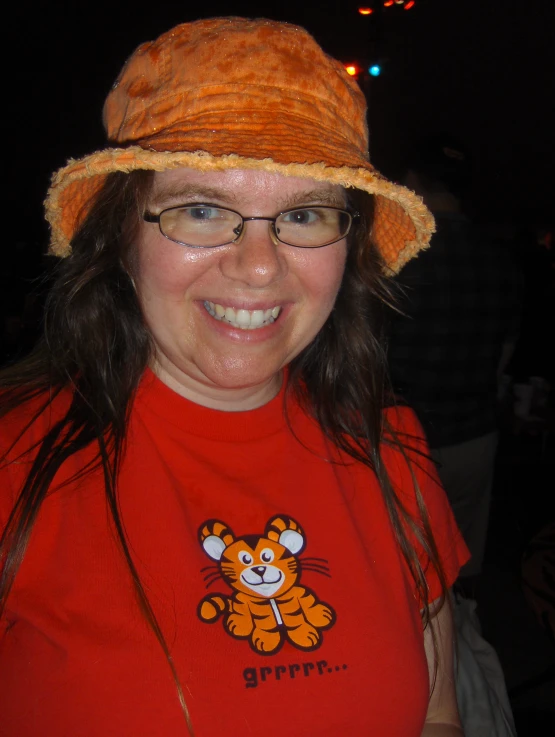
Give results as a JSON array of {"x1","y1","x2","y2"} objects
[{"x1": 203, "y1": 301, "x2": 282, "y2": 330}]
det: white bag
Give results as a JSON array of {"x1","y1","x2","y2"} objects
[{"x1": 453, "y1": 594, "x2": 517, "y2": 737}]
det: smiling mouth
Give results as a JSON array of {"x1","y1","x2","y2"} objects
[
  {"x1": 241, "y1": 570, "x2": 283, "y2": 586},
  {"x1": 204, "y1": 301, "x2": 282, "y2": 330}
]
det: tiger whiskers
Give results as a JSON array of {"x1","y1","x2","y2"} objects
[
  {"x1": 299, "y1": 557, "x2": 332, "y2": 578},
  {"x1": 201, "y1": 564, "x2": 224, "y2": 588}
]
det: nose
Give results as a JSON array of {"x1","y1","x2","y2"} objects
[
  {"x1": 219, "y1": 220, "x2": 288, "y2": 287},
  {"x1": 251, "y1": 566, "x2": 267, "y2": 577}
]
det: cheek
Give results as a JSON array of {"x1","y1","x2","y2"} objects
[
  {"x1": 132, "y1": 235, "x2": 215, "y2": 298},
  {"x1": 295, "y1": 244, "x2": 347, "y2": 308}
]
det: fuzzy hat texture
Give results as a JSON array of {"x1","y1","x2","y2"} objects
[{"x1": 45, "y1": 17, "x2": 434, "y2": 272}]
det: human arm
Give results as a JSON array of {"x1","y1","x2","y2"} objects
[
  {"x1": 421, "y1": 597, "x2": 464, "y2": 737},
  {"x1": 381, "y1": 406, "x2": 469, "y2": 735}
]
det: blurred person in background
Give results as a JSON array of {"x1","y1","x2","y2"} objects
[
  {"x1": 387, "y1": 135, "x2": 523, "y2": 585},
  {"x1": 508, "y1": 214, "x2": 554, "y2": 394}
]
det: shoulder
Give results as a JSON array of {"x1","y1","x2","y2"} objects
[
  {"x1": 382, "y1": 403, "x2": 443, "y2": 506},
  {"x1": 0, "y1": 388, "x2": 72, "y2": 527},
  {"x1": 1, "y1": 388, "x2": 71, "y2": 456},
  {"x1": 382, "y1": 404, "x2": 430, "y2": 461},
  {"x1": 382, "y1": 404, "x2": 470, "y2": 598},
  {"x1": 383, "y1": 403, "x2": 422, "y2": 434}
]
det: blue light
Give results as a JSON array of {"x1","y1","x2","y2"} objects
[{"x1": 369, "y1": 64, "x2": 381, "y2": 77}]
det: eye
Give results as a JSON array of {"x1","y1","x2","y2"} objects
[
  {"x1": 260, "y1": 548, "x2": 274, "y2": 563},
  {"x1": 185, "y1": 206, "x2": 222, "y2": 221},
  {"x1": 239, "y1": 550, "x2": 253, "y2": 565},
  {"x1": 281, "y1": 208, "x2": 319, "y2": 226}
]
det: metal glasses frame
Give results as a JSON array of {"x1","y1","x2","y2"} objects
[{"x1": 143, "y1": 203, "x2": 359, "y2": 249}]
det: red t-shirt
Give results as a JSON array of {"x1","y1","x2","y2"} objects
[{"x1": 0, "y1": 371, "x2": 468, "y2": 737}]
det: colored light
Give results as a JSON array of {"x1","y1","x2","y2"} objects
[
  {"x1": 384, "y1": 1, "x2": 394, "y2": 6},
  {"x1": 345, "y1": 65, "x2": 358, "y2": 76},
  {"x1": 369, "y1": 64, "x2": 381, "y2": 76},
  {"x1": 405, "y1": 0, "x2": 415, "y2": 8},
  {"x1": 358, "y1": 7, "x2": 374, "y2": 14},
  {"x1": 395, "y1": 0, "x2": 405, "y2": 4}
]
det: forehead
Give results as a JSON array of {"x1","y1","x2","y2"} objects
[
  {"x1": 226, "y1": 536, "x2": 284, "y2": 554},
  {"x1": 149, "y1": 167, "x2": 346, "y2": 209}
]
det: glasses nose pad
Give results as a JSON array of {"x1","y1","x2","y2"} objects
[
  {"x1": 232, "y1": 223, "x2": 243, "y2": 242},
  {"x1": 270, "y1": 221, "x2": 281, "y2": 244}
]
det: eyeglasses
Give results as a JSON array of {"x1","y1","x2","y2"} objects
[{"x1": 143, "y1": 204, "x2": 359, "y2": 249}]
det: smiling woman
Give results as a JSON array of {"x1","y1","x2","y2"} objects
[{"x1": 1, "y1": 17, "x2": 465, "y2": 737}]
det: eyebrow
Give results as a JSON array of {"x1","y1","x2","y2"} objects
[
  {"x1": 149, "y1": 184, "x2": 239, "y2": 208},
  {"x1": 279, "y1": 188, "x2": 347, "y2": 209},
  {"x1": 148, "y1": 183, "x2": 346, "y2": 211}
]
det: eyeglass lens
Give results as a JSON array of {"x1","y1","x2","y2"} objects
[{"x1": 159, "y1": 206, "x2": 351, "y2": 248}]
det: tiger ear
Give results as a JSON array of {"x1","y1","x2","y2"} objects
[
  {"x1": 279, "y1": 529, "x2": 304, "y2": 554},
  {"x1": 198, "y1": 520, "x2": 235, "y2": 560},
  {"x1": 202, "y1": 535, "x2": 228, "y2": 561},
  {"x1": 265, "y1": 515, "x2": 305, "y2": 555}
]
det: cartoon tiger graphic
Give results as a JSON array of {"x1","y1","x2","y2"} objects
[{"x1": 197, "y1": 515, "x2": 336, "y2": 654}]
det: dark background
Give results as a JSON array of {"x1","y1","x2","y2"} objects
[{"x1": 6, "y1": 0, "x2": 554, "y2": 257}]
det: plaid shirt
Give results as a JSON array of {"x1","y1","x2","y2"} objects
[{"x1": 387, "y1": 213, "x2": 522, "y2": 447}]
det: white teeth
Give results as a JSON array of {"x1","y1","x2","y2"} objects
[
  {"x1": 236, "y1": 309, "x2": 251, "y2": 327},
  {"x1": 204, "y1": 301, "x2": 282, "y2": 330},
  {"x1": 250, "y1": 310, "x2": 264, "y2": 328}
]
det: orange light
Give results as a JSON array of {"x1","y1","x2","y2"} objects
[
  {"x1": 345, "y1": 65, "x2": 358, "y2": 76},
  {"x1": 384, "y1": 1, "x2": 394, "y2": 6},
  {"x1": 404, "y1": 0, "x2": 415, "y2": 7},
  {"x1": 358, "y1": 7, "x2": 374, "y2": 14}
]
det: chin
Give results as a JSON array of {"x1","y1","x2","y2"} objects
[
  {"x1": 155, "y1": 342, "x2": 289, "y2": 405},
  {"x1": 202, "y1": 363, "x2": 283, "y2": 392}
]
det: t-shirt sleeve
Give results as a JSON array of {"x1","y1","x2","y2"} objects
[
  {"x1": 383, "y1": 405, "x2": 470, "y2": 603},
  {"x1": 0, "y1": 391, "x2": 70, "y2": 536},
  {"x1": 0, "y1": 395, "x2": 53, "y2": 539}
]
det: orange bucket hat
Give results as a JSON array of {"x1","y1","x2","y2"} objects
[{"x1": 45, "y1": 17, "x2": 434, "y2": 273}]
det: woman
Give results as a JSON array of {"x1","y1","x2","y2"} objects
[{"x1": 0, "y1": 17, "x2": 468, "y2": 737}]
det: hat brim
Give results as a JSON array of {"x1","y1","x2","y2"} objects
[{"x1": 45, "y1": 145, "x2": 434, "y2": 274}]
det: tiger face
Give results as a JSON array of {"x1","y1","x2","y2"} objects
[
  {"x1": 200, "y1": 519, "x2": 304, "y2": 599},
  {"x1": 217, "y1": 537, "x2": 299, "y2": 598}
]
